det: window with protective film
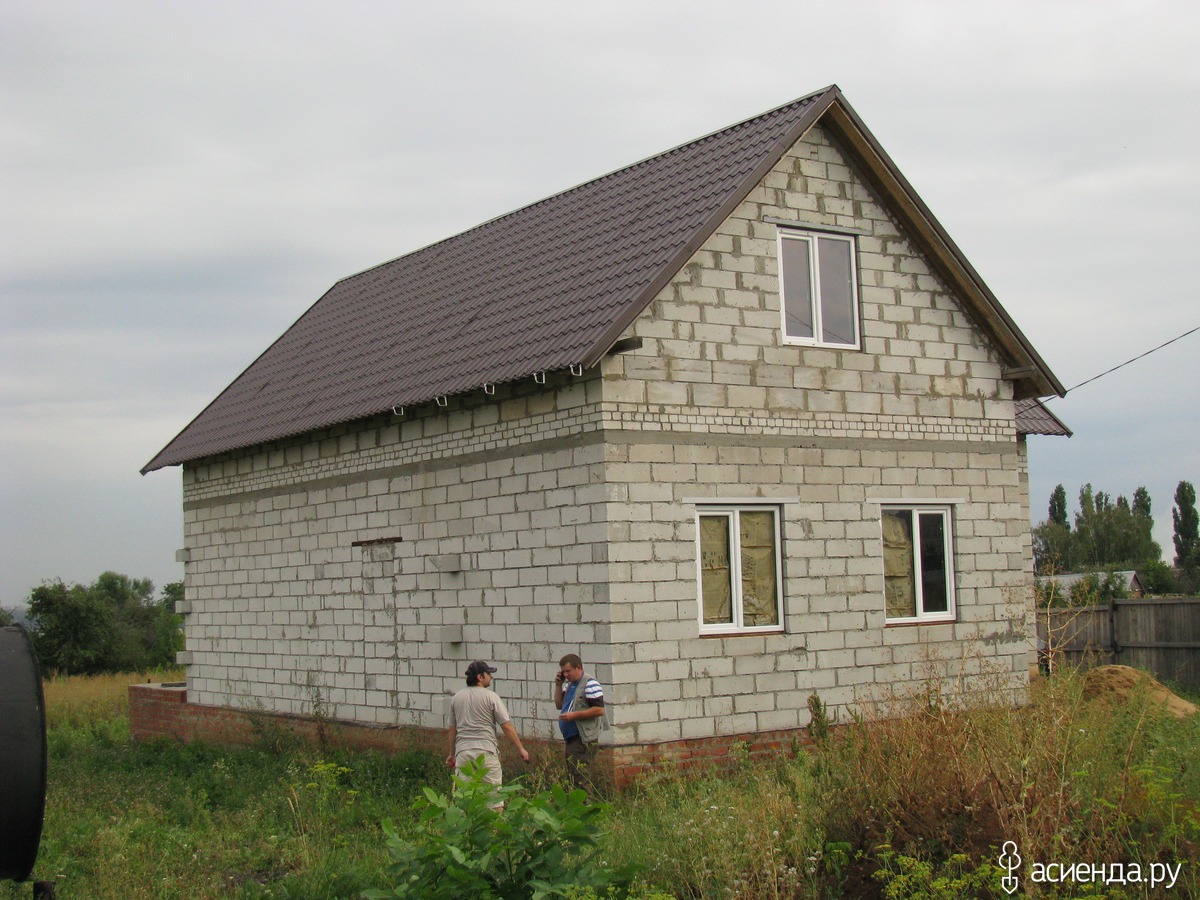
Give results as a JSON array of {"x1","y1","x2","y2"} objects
[
  {"x1": 697, "y1": 506, "x2": 783, "y2": 634},
  {"x1": 882, "y1": 505, "x2": 956, "y2": 623},
  {"x1": 778, "y1": 227, "x2": 860, "y2": 349}
]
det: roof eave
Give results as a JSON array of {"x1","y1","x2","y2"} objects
[{"x1": 818, "y1": 100, "x2": 1065, "y2": 402}]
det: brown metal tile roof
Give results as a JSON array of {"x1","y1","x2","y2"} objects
[
  {"x1": 144, "y1": 85, "x2": 1063, "y2": 472},
  {"x1": 144, "y1": 88, "x2": 836, "y2": 472},
  {"x1": 1015, "y1": 397, "x2": 1072, "y2": 436}
]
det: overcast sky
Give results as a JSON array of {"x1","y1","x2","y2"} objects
[{"x1": 2, "y1": 1, "x2": 1197, "y2": 608}]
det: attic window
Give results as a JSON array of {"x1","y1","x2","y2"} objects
[{"x1": 777, "y1": 228, "x2": 860, "y2": 349}]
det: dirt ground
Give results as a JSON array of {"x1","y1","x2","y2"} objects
[{"x1": 1081, "y1": 664, "x2": 1199, "y2": 718}]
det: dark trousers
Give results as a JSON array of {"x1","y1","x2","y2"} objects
[{"x1": 564, "y1": 735, "x2": 596, "y2": 797}]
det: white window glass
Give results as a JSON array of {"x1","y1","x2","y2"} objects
[
  {"x1": 697, "y1": 506, "x2": 783, "y2": 634},
  {"x1": 779, "y1": 229, "x2": 860, "y2": 349},
  {"x1": 882, "y1": 506, "x2": 955, "y2": 623}
]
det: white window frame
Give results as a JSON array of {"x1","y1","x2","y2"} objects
[
  {"x1": 880, "y1": 504, "x2": 957, "y2": 624},
  {"x1": 777, "y1": 227, "x2": 861, "y2": 349},
  {"x1": 695, "y1": 505, "x2": 784, "y2": 636}
]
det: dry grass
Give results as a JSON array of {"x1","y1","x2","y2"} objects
[
  {"x1": 41, "y1": 668, "x2": 184, "y2": 729},
  {"x1": 809, "y1": 666, "x2": 1200, "y2": 894}
]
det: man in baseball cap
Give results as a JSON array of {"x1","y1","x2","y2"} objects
[{"x1": 447, "y1": 660, "x2": 529, "y2": 806}]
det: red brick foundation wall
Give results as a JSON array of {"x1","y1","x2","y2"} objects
[
  {"x1": 607, "y1": 728, "x2": 813, "y2": 785},
  {"x1": 128, "y1": 682, "x2": 190, "y2": 742},
  {"x1": 128, "y1": 683, "x2": 446, "y2": 756},
  {"x1": 129, "y1": 684, "x2": 812, "y2": 788}
]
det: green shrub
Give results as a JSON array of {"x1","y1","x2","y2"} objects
[
  {"x1": 1069, "y1": 571, "x2": 1129, "y2": 605},
  {"x1": 1139, "y1": 559, "x2": 1176, "y2": 595},
  {"x1": 365, "y1": 756, "x2": 637, "y2": 899},
  {"x1": 871, "y1": 848, "x2": 1003, "y2": 899}
]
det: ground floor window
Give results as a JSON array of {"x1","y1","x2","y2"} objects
[
  {"x1": 696, "y1": 505, "x2": 783, "y2": 635},
  {"x1": 882, "y1": 505, "x2": 956, "y2": 623}
]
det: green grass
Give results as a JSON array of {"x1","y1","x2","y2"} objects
[
  {"x1": 5, "y1": 681, "x2": 445, "y2": 899},
  {"x1": 7, "y1": 668, "x2": 1199, "y2": 898}
]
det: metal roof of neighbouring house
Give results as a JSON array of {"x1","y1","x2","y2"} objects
[
  {"x1": 143, "y1": 85, "x2": 1065, "y2": 473},
  {"x1": 1041, "y1": 571, "x2": 1144, "y2": 594},
  {"x1": 1015, "y1": 398, "x2": 1073, "y2": 437}
]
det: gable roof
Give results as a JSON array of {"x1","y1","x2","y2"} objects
[{"x1": 144, "y1": 86, "x2": 1063, "y2": 473}]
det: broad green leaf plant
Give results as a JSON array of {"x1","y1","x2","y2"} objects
[{"x1": 364, "y1": 756, "x2": 637, "y2": 899}]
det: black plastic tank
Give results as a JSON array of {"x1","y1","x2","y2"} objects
[{"x1": 0, "y1": 625, "x2": 47, "y2": 882}]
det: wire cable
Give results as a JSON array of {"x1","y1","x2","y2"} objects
[{"x1": 1066, "y1": 324, "x2": 1200, "y2": 394}]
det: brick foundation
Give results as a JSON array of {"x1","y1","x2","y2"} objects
[
  {"x1": 129, "y1": 683, "x2": 444, "y2": 756},
  {"x1": 129, "y1": 683, "x2": 812, "y2": 788},
  {"x1": 608, "y1": 727, "x2": 813, "y2": 785}
]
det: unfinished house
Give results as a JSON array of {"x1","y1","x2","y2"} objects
[{"x1": 135, "y1": 85, "x2": 1067, "y2": 781}]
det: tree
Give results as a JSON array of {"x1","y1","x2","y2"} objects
[
  {"x1": 1032, "y1": 520, "x2": 1073, "y2": 574},
  {"x1": 1073, "y1": 484, "x2": 1099, "y2": 568},
  {"x1": 1175, "y1": 481, "x2": 1199, "y2": 591},
  {"x1": 1132, "y1": 487, "x2": 1152, "y2": 519},
  {"x1": 28, "y1": 580, "x2": 116, "y2": 675},
  {"x1": 1070, "y1": 571, "x2": 1127, "y2": 605},
  {"x1": 1033, "y1": 482, "x2": 1161, "y2": 575},
  {"x1": 1048, "y1": 484, "x2": 1069, "y2": 528},
  {"x1": 1127, "y1": 488, "x2": 1159, "y2": 566},
  {"x1": 26, "y1": 572, "x2": 183, "y2": 675},
  {"x1": 161, "y1": 581, "x2": 184, "y2": 608},
  {"x1": 0, "y1": 607, "x2": 14, "y2": 627}
]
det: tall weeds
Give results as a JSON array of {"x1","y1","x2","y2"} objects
[{"x1": 808, "y1": 668, "x2": 1200, "y2": 893}]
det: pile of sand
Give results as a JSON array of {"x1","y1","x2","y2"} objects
[{"x1": 1081, "y1": 665, "x2": 1198, "y2": 718}]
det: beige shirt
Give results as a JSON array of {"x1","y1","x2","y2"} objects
[{"x1": 449, "y1": 685, "x2": 512, "y2": 756}]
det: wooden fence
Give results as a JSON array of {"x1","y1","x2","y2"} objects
[{"x1": 1035, "y1": 597, "x2": 1200, "y2": 686}]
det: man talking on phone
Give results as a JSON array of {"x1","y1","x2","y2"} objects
[{"x1": 553, "y1": 653, "x2": 605, "y2": 798}]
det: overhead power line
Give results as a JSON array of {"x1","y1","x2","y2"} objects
[{"x1": 1066, "y1": 324, "x2": 1200, "y2": 394}]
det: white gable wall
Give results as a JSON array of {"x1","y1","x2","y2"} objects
[{"x1": 596, "y1": 123, "x2": 1033, "y2": 743}]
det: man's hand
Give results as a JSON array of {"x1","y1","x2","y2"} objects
[
  {"x1": 518, "y1": 748, "x2": 530, "y2": 762},
  {"x1": 445, "y1": 754, "x2": 456, "y2": 768}
]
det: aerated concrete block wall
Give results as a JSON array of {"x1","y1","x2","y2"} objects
[
  {"x1": 174, "y1": 122, "x2": 1035, "y2": 755},
  {"x1": 179, "y1": 376, "x2": 614, "y2": 743},
  {"x1": 594, "y1": 123, "x2": 1033, "y2": 743}
]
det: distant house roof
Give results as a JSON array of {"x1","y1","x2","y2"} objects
[
  {"x1": 1041, "y1": 571, "x2": 1144, "y2": 596},
  {"x1": 144, "y1": 85, "x2": 1064, "y2": 473},
  {"x1": 1015, "y1": 397, "x2": 1072, "y2": 437}
]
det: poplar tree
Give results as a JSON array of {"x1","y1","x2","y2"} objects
[
  {"x1": 1174, "y1": 481, "x2": 1199, "y2": 590},
  {"x1": 1049, "y1": 484, "x2": 1069, "y2": 528}
]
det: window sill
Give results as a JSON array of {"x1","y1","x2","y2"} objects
[
  {"x1": 699, "y1": 628, "x2": 786, "y2": 638},
  {"x1": 781, "y1": 335, "x2": 861, "y2": 351},
  {"x1": 884, "y1": 617, "x2": 956, "y2": 628}
]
